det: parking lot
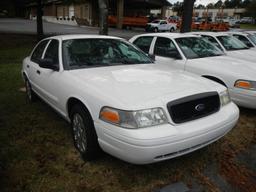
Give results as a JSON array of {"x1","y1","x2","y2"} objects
[{"x1": 0, "y1": 32, "x2": 256, "y2": 192}]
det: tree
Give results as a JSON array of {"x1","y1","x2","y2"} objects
[
  {"x1": 206, "y1": 3, "x2": 215, "y2": 9},
  {"x1": 36, "y1": 0, "x2": 44, "y2": 41},
  {"x1": 172, "y1": 2, "x2": 184, "y2": 16},
  {"x1": 98, "y1": 0, "x2": 108, "y2": 35},
  {"x1": 180, "y1": 0, "x2": 195, "y2": 33},
  {"x1": 214, "y1": 0, "x2": 223, "y2": 8},
  {"x1": 245, "y1": 0, "x2": 256, "y2": 24},
  {"x1": 196, "y1": 4, "x2": 205, "y2": 9}
]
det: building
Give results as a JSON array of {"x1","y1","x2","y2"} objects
[
  {"x1": 26, "y1": 0, "x2": 170, "y2": 27},
  {"x1": 192, "y1": 8, "x2": 246, "y2": 21}
]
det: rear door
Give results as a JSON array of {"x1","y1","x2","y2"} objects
[
  {"x1": 132, "y1": 36, "x2": 154, "y2": 54},
  {"x1": 28, "y1": 40, "x2": 50, "y2": 95}
]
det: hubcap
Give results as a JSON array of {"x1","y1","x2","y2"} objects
[
  {"x1": 26, "y1": 81, "x2": 32, "y2": 100},
  {"x1": 72, "y1": 113, "x2": 87, "y2": 153}
]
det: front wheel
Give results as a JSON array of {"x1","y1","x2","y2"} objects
[
  {"x1": 170, "y1": 27, "x2": 175, "y2": 32},
  {"x1": 70, "y1": 104, "x2": 101, "y2": 161}
]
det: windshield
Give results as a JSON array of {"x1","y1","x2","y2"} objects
[
  {"x1": 248, "y1": 34, "x2": 256, "y2": 45},
  {"x1": 62, "y1": 39, "x2": 152, "y2": 69},
  {"x1": 216, "y1": 35, "x2": 249, "y2": 51},
  {"x1": 151, "y1": 20, "x2": 160, "y2": 23},
  {"x1": 175, "y1": 37, "x2": 224, "y2": 59}
]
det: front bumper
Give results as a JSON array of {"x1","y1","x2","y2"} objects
[
  {"x1": 95, "y1": 102, "x2": 239, "y2": 164},
  {"x1": 229, "y1": 88, "x2": 256, "y2": 109}
]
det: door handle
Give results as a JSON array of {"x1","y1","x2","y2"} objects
[
  {"x1": 36, "y1": 70, "x2": 41, "y2": 75},
  {"x1": 26, "y1": 65, "x2": 30, "y2": 68}
]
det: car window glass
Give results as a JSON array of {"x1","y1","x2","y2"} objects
[
  {"x1": 201, "y1": 35, "x2": 223, "y2": 51},
  {"x1": 154, "y1": 37, "x2": 181, "y2": 59},
  {"x1": 217, "y1": 36, "x2": 249, "y2": 51},
  {"x1": 44, "y1": 39, "x2": 59, "y2": 65},
  {"x1": 248, "y1": 34, "x2": 256, "y2": 44},
  {"x1": 175, "y1": 37, "x2": 224, "y2": 59},
  {"x1": 233, "y1": 35, "x2": 254, "y2": 48},
  {"x1": 62, "y1": 39, "x2": 152, "y2": 69},
  {"x1": 133, "y1": 36, "x2": 153, "y2": 53},
  {"x1": 31, "y1": 40, "x2": 49, "y2": 63}
]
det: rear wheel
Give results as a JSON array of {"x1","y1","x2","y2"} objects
[
  {"x1": 170, "y1": 27, "x2": 175, "y2": 32},
  {"x1": 154, "y1": 27, "x2": 158, "y2": 32},
  {"x1": 25, "y1": 79, "x2": 37, "y2": 102},
  {"x1": 70, "y1": 104, "x2": 101, "y2": 161}
]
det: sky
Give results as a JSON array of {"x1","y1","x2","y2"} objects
[{"x1": 168, "y1": 0, "x2": 219, "y2": 6}]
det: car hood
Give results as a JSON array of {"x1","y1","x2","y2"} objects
[
  {"x1": 147, "y1": 23, "x2": 158, "y2": 26},
  {"x1": 188, "y1": 55, "x2": 256, "y2": 80},
  {"x1": 226, "y1": 49, "x2": 256, "y2": 62},
  {"x1": 67, "y1": 64, "x2": 223, "y2": 109}
]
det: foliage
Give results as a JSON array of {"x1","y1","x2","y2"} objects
[{"x1": 245, "y1": 0, "x2": 256, "y2": 20}]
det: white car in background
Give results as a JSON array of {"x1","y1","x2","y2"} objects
[
  {"x1": 130, "y1": 33, "x2": 256, "y2": 109},
  {"x1": 22, "y1": 35, "x2": 239, "y2": 164},
  {"x1": 191, "y1": 32, "x2": 256, "y2": 63},
  {"x1": 145, "y1": 20, "x2": 177, "y2": 32},
  {"x1": 225, "y1": 31, "x2": 256, "y2": 49}
]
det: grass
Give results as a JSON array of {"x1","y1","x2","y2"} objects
[
  {"x1": 0, "y1": 33, "x2": 256, "y2": 192},
  {"x1": 240, "y1": 24, "x2": 256, "y2": 30}
]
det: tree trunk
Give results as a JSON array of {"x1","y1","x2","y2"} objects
[
  {"x1": 36, "y1": 0, "x2": 44, "y2": 41},
  {"x1": 180, "y1": 0, "x2": 195, "y2": 33},
  {"x1": 98, "y1": 0, "x2": 109, "y2": 35}
]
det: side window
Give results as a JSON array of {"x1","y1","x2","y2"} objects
[
  {"x1": 133, "y1": 36, "x2": 153, "y2": 53},
  {"x1": 160, "y1": 21, "x2": 167, "y2": 25},
  {"x1": 31, "y1": 40, "x2": 49, "y2": 63},
  {"x1": 44, "y1": 39, "x2": 59, "y2": 65},
  {"x1": 202, "y1": 35, "x2": 223, "y2": 51},
  {"x1": 233, "y1": 35, "x2": 253, "y2": 47},
  {"x1": 154, "y1": 37, "x2": 181, "y2": 59}
]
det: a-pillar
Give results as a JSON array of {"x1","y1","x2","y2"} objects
[
  {"x1": 117, "y1": 0, "x2": 124, "y2": 29},
  {"x1": 161, "y1": 6, "x2": 167, "y2": 19}
]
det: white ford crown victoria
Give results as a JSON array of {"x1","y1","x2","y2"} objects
[
  {"x1": 191, "y1": 32, "x2": 256, "y2": 63},
  {"x1": 22, "y1": 35, "x2": 239, "y2": 164},
  {"x1": 130, "y1": 33, "x2": 256, "y2": 109}
]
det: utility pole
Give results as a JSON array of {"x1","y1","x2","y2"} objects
[
  {"x1": 180, "y1": 0, "x2": 195, "y2": 33},
  {"x1": 98, "y1": 0, "x2": 109, "y2": 35}
]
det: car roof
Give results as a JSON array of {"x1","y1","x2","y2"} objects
[
  {"x1": 134, "y1": 32, "x2": 197, "y2": 39},
  {"x1": 225, "y1": 31, "x2": 248, "y2": 36},
  {"x1": 190, "y1": 31, "x2": 230, "y2": 37},
  {"x1": 44, "y1": 34, "x2": 123, "y2": 41}
]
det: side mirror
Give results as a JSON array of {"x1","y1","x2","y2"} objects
[
  {"x1": 148, "y1": 54, "x2": 155, "y2": 61},
  {"x1": 38, "y1": 58, "x2": 59, "y2": 71}
]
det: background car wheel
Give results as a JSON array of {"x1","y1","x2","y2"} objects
[
  {"x1": 170, "y1": 27, "x2": 175, "y2": 32},
  {"x1": 70, "y1": 104, "x2": 101, "y2": 161},
  {"x1": 25, "y1": 79, "x2": 37, "y2": 102},
  {"x1": 154, "y1": 27, "x2": 158, "y2": 32}
]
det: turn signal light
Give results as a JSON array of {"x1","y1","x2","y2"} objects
[{"x1": 100, "y1": 108, "x2": 120, "y2": 124}]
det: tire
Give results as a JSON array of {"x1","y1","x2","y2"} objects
[
  {"x1": 25, "y1": 78, "x2": 37, "y2": 102},
  {"x1": 170, "y1": 27, "x2": 175, "y2": 32},
  {"x1": 154, "y1": 27, "x2": 158, "y2": 32},
  {"x1": 70, "y1": 104, "x2": 101, "y2": 161}
]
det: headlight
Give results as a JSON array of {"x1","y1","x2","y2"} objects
[
  {"x1": 219, "y1": 89, "x2": 231, "y2": 106},
  {"x1": 99, "y1": 107, "x2": 168, "y2": 129},
  {"x1": 234, "y1": 80, "x2": 256, "y2": 90}
]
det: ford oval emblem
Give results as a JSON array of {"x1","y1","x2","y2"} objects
[{"x1": 195, "y1": 104, "x2": 205, "y2": 112}]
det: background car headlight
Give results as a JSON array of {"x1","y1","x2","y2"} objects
[
  {"x1": 99, "y1": 107, "x2": 168, "y2": 129},
  {"x1": 220, "y1": 89, "x2": 231, "y2": 106},
  {"x1": 234, "y1": 80, "x2": 256, "y2": 90}
]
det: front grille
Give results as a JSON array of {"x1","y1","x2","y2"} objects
[{"x1": 167, "y1": 92, "x2": 220, "y2": 124}]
